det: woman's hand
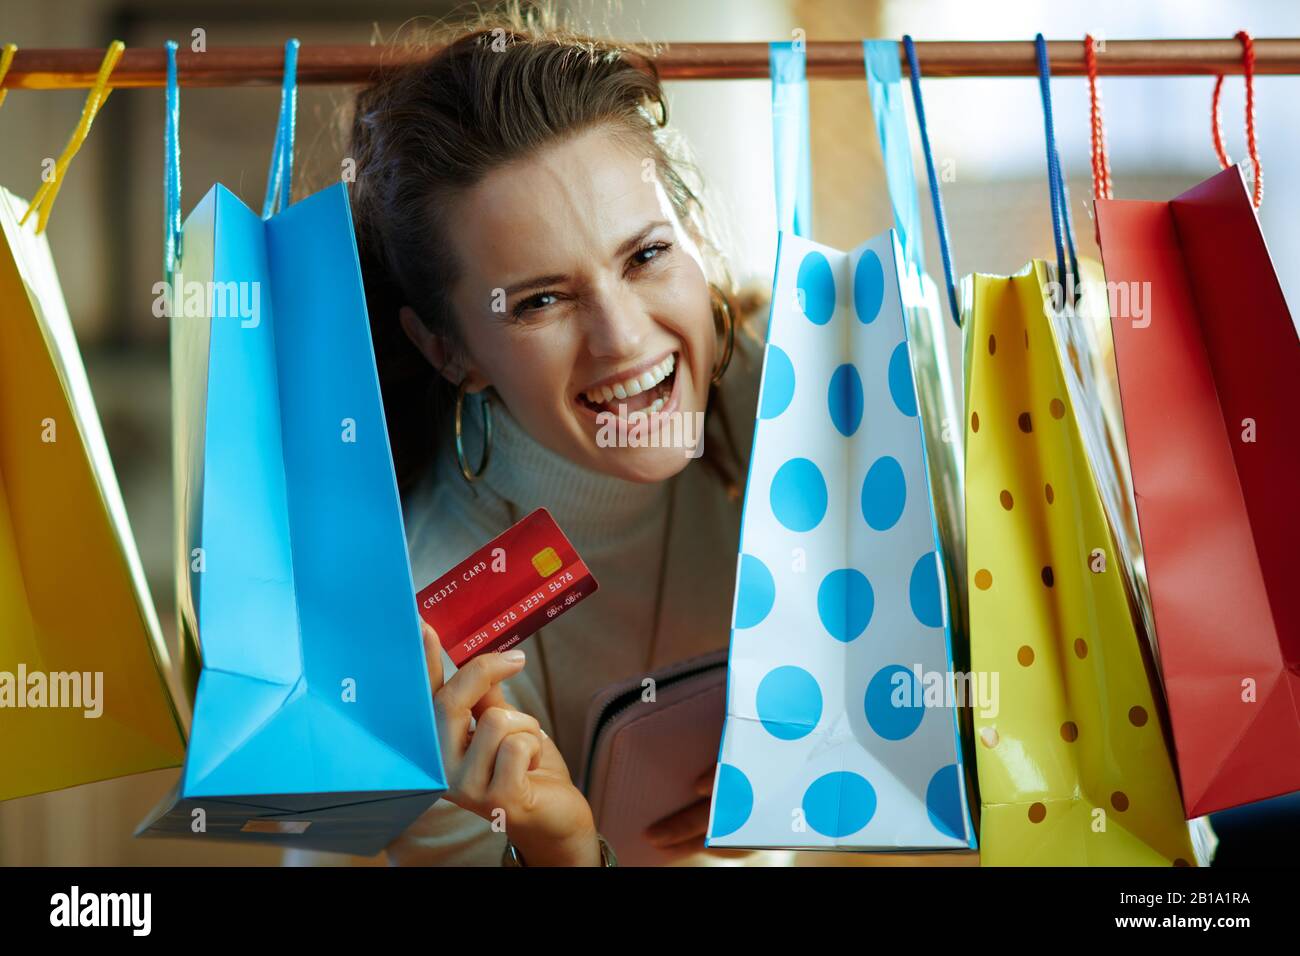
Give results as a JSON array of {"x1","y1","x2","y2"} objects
[
  {"x1": 422, "y1": 622, "x2": 600, "y2": 866},
  {"x1": 644, "y1": 769, "x2": 752, "y2": 862}
]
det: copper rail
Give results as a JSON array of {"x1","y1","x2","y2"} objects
[{"x1": 3, "y1": 39, "x2": 1300, "y2": 89}]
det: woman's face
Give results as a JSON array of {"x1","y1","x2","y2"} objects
[{"x1": 418, "y1": 125, "x2": 716, "y2": 484}]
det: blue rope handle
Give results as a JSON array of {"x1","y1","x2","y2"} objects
[
  {"x1": 902, "y1": 36, "x2": 960, "y2": 328},
  {"x1": 769, "y1": 40, "x2": 813, "y2": 237},
  {"x1": 1034, "y1": 34, "x2": 1080, "y2": 303},
  {"x1": 163, "y1": 40, "x2": 181, "y2": 281},
  {"x1": 262, "y1": 38, "x2": 299, "y2": 219}
]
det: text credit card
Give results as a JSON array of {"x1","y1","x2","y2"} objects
[{"x1": 416, "y1": 508, "x2": 598, "y2": 667}]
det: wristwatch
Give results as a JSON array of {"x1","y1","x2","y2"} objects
[{"x1": 502, "y1": 832, "x2": 617, "y2": 867}]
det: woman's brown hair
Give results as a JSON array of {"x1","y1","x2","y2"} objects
[{"x1": 346, "y1": 2, "x2": 748, "y2": 496}]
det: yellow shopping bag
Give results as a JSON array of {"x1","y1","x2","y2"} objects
[
  {"x1": 897, "y1": 33, "x2": 1208, "y2": 866},
  {"x1": 0, "y1": 185, "x2": 186, "y2": 801},
  {"x1": 963, "y1": 256, "x2": 1197, "y2": 865}
]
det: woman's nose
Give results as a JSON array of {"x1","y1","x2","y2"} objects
[{"x1": 580, "y1": 283, "x2": 653, "y2": 360}]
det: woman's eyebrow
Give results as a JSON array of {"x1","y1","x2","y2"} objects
[
  {"x1": 613, "y1": 220, "x2": 672, "y2": 259},
  {"x1": 503, "y1": 272, "x2": 569, "y2": 296},
  {"x1": 501, "y1": 220, "x2": 674, "y2": 296}
]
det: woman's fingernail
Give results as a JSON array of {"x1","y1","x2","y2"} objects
[{"x1": 501, "y1": 649, "x2": 526, "y2": 663}]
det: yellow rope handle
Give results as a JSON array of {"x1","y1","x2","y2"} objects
[
  {"x1": 20, "y1": 40, "x2": 124, "y2": 234},
  {"x1": 0, "y1": 44, "x2": 17, "y2": 109}
]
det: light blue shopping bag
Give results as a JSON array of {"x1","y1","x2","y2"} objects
[
  {"x1": 707, "y1": 41, "x2": 973, "y2": 851},
  {"x1": 136, "y1": 42, "x2": 445, "y2": 856}
]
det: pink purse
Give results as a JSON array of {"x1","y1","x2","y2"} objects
[{"x1": 577, "y1": 650, "x2": 728, "y2": 866}]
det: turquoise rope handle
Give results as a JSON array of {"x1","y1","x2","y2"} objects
[
  {"x1": 770, "y1": 41, "x2": 813, "y2": 237},
  {"x1": 262, "y1": 38, "x2": 299, "y2": 219},
  {"x1": 863, "y1": 40, "x2": 926, "y2": 278},
  {"x1": 163, "y1": 40, "x2": 181, "y2": 281}
]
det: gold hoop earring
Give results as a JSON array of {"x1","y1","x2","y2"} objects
[
  {"x1": 709, "y1": 284, "x2": 736, "y2": 385},
  {"x1": 454, "y1": 381, "x2": 493, "y2": 483}
]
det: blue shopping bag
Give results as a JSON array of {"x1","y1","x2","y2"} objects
[
  {"x1": 136, "y1": 43, "x2": 445, "y2": 855},
  {"x1": 706, "y1": 41, "x2": 973, "y2": 851}
]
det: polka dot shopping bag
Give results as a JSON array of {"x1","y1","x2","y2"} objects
[
  {"x1": 964, "y1": 261, "x2": 1201, "y2": 865},
  {"x1": 962, "y1": 37, "x2": 1203, "y2": 866},
  {"x1": 706, "y1": 42, "x2": 975, "y2": 852}
]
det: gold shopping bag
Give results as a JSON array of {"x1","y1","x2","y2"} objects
[
  {"x1": 0, "y1": 185, "x2": 186, "y2": 801},
  {"x1": 963, "y1": 257, "x2": 1198, "y2": 865}
]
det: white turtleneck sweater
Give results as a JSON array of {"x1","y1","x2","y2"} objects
[{"x1": 379, "y1": 325, "x2": 764, "y2": 867}]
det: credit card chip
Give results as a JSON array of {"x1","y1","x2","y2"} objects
[{"x1": 531, "y1": 547, "x2": 562, "y2": 578}]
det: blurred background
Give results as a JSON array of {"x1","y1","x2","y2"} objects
[{"x1": 1, "y1": 0, "x2": 1297, "y2": 865}]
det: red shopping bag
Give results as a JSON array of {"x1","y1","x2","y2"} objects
[{"x1": 1095, "y1": 164, "x2": 1300, "y2": 817}]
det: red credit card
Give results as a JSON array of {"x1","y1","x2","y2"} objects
[{"x1": 416, "y1": 508, "x2": 598, "y2": 667}]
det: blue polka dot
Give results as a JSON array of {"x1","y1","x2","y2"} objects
[
  {"x1": 796, "y1": 251, "x2": 836, "y2": 326},
  {"x1": 734, "y1": 554, "x2": 776, "y2": 629},
  {"x1": 802, "y1": 772, "x2": 877, "y2": 838},
  {"x1": 888, "y1": 342, "x2": 917, "y2": 417},
  {"x1": 926, "y1": 764, "x2": 966, "y2": 840},
  {"x1": 827, "y1": 364, "x2": 864, "y2": 437},
  {"x1": 909, "y1": 551, "x2": 945, "y2": 628},
  {"x1": 710, "y1": 764, "x2": 753, "y2": 838},
  {"x1": 860, "y1": 456, "x2": 907, "y2": 531},
  {"x1": 756, "y1": 666, "x2": 822, "y2": 740},
  {"x1": 865, "y1": 664, "x2": 925, "y2": 740},
  {"x1": 770, "y1": 458, "x2": 827, "y2": 532},
  {"x1": 817, "y1": 568, "x2": 874, "y2": 643},
  {"x1": 854, "y1": 249, "x2": 885, "y2": 323},
  {"x1": 759, "y1": 345, "x2": 796, "y2": 419}
]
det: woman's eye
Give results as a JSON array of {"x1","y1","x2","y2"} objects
[
  {"x1": 628, "y1": 241, "x2": 672, "y2": 272},
  {"x1": 512, "y1": 291, "x2": 559, "y2": 317}
]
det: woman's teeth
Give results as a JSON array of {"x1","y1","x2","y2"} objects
[{"x1": 584, "y1": 353, "x2": 675, "y2": 406}]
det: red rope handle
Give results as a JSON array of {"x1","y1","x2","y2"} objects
[
  {"x1": 1084, "y1": 34, "x2": 1112, "y2": 202},
  {"x1": 1212, "y1": 30, "x2": 1263, "y2": 208},
  {"x1": 1211, "y1": 75, "x2": 1231, "y2": 167}
]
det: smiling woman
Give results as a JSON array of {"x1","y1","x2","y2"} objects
[
  {"x1": 323, "y1": 2, "x2": 769, "y2": 867},
  {"x1": 350, "y1": 6, "x2": 752, "y2": 493},
  {"x1": 394, "y1": 126, "x2": 716, "y2": 484}
]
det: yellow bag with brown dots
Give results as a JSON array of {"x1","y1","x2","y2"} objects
[
  {"x1": 963, "y1": 258, "x2": 1199, "y2": 866},
  {"x1": 929, "y1": 36, "x2": 1206, "y2": 866}
]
